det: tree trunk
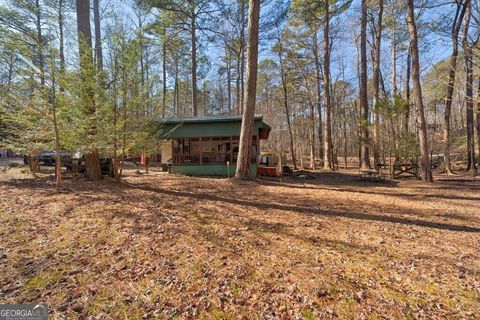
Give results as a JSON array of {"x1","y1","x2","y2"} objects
[
  {"x1": 476, "y1": 80, "x2": 480, "y2": 171},
  {"x1": 190, "y1": 2, "x2": 198, "y2": 116},
  {"x1": 112, "y1": 70, "x2": 120, "y2": 182},
  {"x1": 372, "y1": 0, "x2": 384, "y2": 167},
  {"x1": 50, "y1": 52, "x2": 62, "y2": 187},
  {"x1": 391, "y1": 4, "x2": 397, "y2": 96},
  {"x1": 6, "y1": 50, "x2": 14, "y2": 89},
  {"x1": 390, "y1": 3, "x2": 399, "y2": 161},
  {"x1": 226, "y1": 49, "x2": 232, "y2": 112},
  {"x1": 359, "y1": 0, "x2": 370, "y2": 169},
  {"x1": 333, "y1": 81, "x2": 340, "y2": 170},
  {"x1": 85, "y1": 150, "x2": 102, "y2": 180},
  {"x1": 145, "y1": 45, "x2": 151, "y2": 113},
  {"x1": 355, "y1": 99, "x2": 361, "y2": 167},
  {"x1": 174, "y1": 58, "x2": 179, "y2": 115},
  {"x1": 118, "y1": 84, "x2": 128, "y2": 179},
  {"x1": 236, "y1": 53, "x2": 241, "y2": 114},
  {"x1": 76, "y1": 0, "x2": 94, "y2": 107},
  {"x1": 443, "y1": 1, "x2": 469, "y2": 175},
  {"x1": 162, "y1": 27, "x2": 167, "y2": 117},
  {"x1": 404, "y1": 42, "x2": 411, "y2": 133},
  {"x1": 323, "y1": 0, "x2": 333, "y2": 170},
  {"x1": 312, "y1": 29, "x2": 324, "y2": 163},
  {"x1": 183, "y1": 75, "x2": 188, "y2": 116},
  {"x1": 461, "y1": 3, "x2": 474, "y2": 171},
  {"x1": 343, "y1": 114, "x2": 348, "y2": 169},
  {"x1": 137, "y1": 12, "x2": 146, "y2": 116},
  {"x1": 76, "y1": 0, "x2": 101, "y2": 180},
  {"x1": 203, "y1": 79, "x2": 207, "y2": 114},
  {"x1": 299, "y1": 135, "x2": 304, "y2": 169},
  {"x1": 235, "y1": 0, "x2": 260, "y2": 179},
  {"x1": 459, "y1": 95, "x2": 464, "y2": 130},
  {"x1": 58, "y1": 0, "x2": 65, "y2": 93},
  {"x1": 93, "y1": 0, "x2": 103, "y2": 73},
  {"x1": 278, "y1": 42, "x2": 297, "y2": 170},
  {"x1": 406, "y1": 0, "x2": 432, "y2": 182},
  {"x1": 310, "y1": 102, "x2": 316, "y2": 170},
  {"x1": 240, "y1": 0, "x2": 246, "y2": 115},
  {"x1": 300, "y1": 71, "x2": 316, "y2": 170},
  {"x1": 34, "y1": 0, "x2": 45, "y2": 87},
  {"x1": 28, "y1": 155, "x2": 39, "y2": 177},
  {"x1": 264, "y1": 80, "x2": 269, "y2": 114},
  {"x1": 143, "y1": 150, "x2": 149, "y2": 173}
]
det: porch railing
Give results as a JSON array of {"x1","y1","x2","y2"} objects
[
  {"x1": 174, "y1": 152, "x2": 244, "y2": 165},
  {"x1": 174, "y1": 154, "x2": 200, "y2": 164}
]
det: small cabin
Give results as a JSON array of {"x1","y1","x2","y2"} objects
[{"x1": 154, "y1": 115, "x2": 271, "y2": 177}]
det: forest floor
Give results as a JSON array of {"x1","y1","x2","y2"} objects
[{"x1": 0, "y1": 164, "x2": 479, "y2": 319}]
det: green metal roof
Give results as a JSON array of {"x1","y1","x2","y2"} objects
[
  {"x1": 153, "y1": 114, "x2": 271, "y2": 139},
  {"x1": 161, "y1": 114, "x2": 264, "y2": 124}
]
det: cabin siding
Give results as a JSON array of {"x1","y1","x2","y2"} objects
[{"x1": 172, "y1": 164, "x2": 256, "y2": 177}]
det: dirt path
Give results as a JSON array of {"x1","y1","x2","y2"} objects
[{"x1": 0, "y1": 169, "x2": 479, "y2": 319}]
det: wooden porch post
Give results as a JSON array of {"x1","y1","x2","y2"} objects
[
  {"x1": 256, "y1": 134, "x2": 260, "y2": 162},
  {"x1": 199, "y1": 137, "x2": 202, "y2": 165},
  {"x1": 230, "y1": 136, "x2": 233, "y2": 163},
  {"x1": 172, "y1": 139, "x2": 175, "y2": 165}
]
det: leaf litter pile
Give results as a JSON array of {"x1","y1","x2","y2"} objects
[{"x1": 0, "y1": 168, "x2": 479, "y2": 319}]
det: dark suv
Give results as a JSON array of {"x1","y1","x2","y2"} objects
[
  {"x1": 23, "y1": 151, "x2": 113, "y2": 177},
  {"x1": 23, "y1": 151, "x2": 72, "y2": 166}
]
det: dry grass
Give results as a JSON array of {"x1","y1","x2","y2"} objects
[{"x1": 0, "y1": 167, "x2": 479, "y2": 319}]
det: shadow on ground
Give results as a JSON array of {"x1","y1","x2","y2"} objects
[{"x1": 2, "y1": 171, "x2": 479, "y2": 234}]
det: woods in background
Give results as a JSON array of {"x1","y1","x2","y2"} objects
[{"x1": 1, "y1": 0, "x2": 480, "y2": 183}]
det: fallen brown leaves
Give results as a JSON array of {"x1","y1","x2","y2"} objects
[{"x1": 0, "y1": 168, "x2": 479, "y2": 319}]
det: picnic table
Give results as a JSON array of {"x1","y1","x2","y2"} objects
[
  {"x1": 393, "y1": 162, "x2": 418, "y2": 179},
  {"x1": 359, "y1": 168, "x2": 385, "y2": 181}
]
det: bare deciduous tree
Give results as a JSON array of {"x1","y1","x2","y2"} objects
[{"x1": 406, "y1": 0, "x2": 432, "y2": 182}]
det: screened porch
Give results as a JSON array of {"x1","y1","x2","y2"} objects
[{"x1": 172, "y1": 136, "x2": 258, "y2": 165}]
